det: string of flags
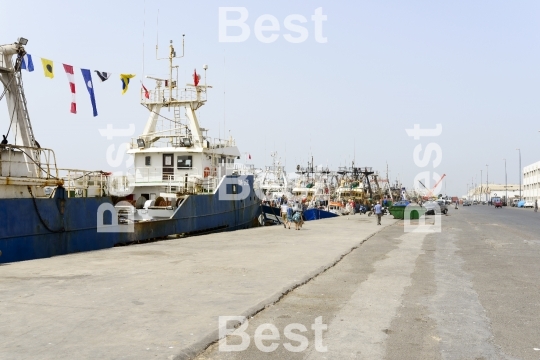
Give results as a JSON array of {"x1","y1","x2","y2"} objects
[{"x1": 20, "y1": 53, "x2": 141, "y2": 117}]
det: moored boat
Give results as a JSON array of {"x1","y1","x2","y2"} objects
[{"x1": 0, "y1": 37, "x2": 260, "y2": 263}]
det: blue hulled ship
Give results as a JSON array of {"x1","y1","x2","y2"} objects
[{"x1": 0, "y1": 38, "x2": 260, "y2": 263}]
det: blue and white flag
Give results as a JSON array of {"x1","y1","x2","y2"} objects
[
  {"x1": 81, "y1": 69, "x2": 98, "y2": 117},
  {"x1": 21, "y1": 54, "x2": 34, "y2": 72}
]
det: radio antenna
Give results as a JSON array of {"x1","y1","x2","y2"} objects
[
  {"x1": 142, "y1": 0, "x2": 146, "y2": 78},
  {"x1": 155, "y1": 9, "x2": 159, "y2": 60},
  {"x1": 223, "y1": 48, "x2": 226, "y2": 142}
]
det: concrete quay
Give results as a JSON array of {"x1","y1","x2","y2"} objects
[{"x1": 0, "y1": 214, "x2": 396, "y2": 360}]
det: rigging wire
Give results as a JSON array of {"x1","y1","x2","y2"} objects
[
  {"x1": 0, "y1": 71, "x2": 16, "y2": 102},
  {"x1": 5, "y1": 69, "x2": 24, "y2": 139},
  {"x1": 0, "y1": 57, "x2": 20, "y2": 138},
  {"x1": 27, "y1": 186, "x2": 65, "y2": 233}
]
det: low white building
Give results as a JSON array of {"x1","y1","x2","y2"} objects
[
  {"x1": 466, "y1": 184, "x2": 520, "y2": 202},
  {"x1": 524, "y1": 161, "x2": 540, "y2": 202}
]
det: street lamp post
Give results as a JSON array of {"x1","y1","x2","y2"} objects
[
  {"x1": 516, "y1": 148, "x2": 522, "y2": 200},
  {"x1": 480, "y1": 170, "x2": 483, "y2": 203},
  {"x1": 486, "y1": 164, "x2": 489, "y2": 204},
  {"x1": 503, "y1": 158, "x2": 507, "y2": 206},
  {"x1": 474, "y1": 176, "x2": 476, "y2": 201}
]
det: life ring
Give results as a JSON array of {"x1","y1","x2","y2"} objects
[{"x1": 204, "y1": 167, "x2": 210, "y2": 178}]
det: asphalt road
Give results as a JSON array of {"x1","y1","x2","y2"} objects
[{"x1": 196, "y1": 205, "x2": 540, "y2": 360}]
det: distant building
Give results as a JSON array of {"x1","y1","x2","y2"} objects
[
  {"x1": 524, "y1": 161, "x2": 540, "y2": 202},
  {"x1": 466, "y1": 184, "x2": 520, "y2": 202}
]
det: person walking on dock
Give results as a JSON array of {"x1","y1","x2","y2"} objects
[
  {"x1": 281, "y1": 202, "x2": 289, "y2": 228},
  {"x1": 374, "y1": 200, "x2": 383, "y2": 225},
  {"x1": 535, "y1": 199, "x2": 538, "y2": 213},
  {"x1": 286, "y1": 206, "x2": 294, "y2": 229}
]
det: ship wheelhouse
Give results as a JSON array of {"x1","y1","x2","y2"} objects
[{"x1": 125, "y1": 40, "x2": 241, "y2": 204}]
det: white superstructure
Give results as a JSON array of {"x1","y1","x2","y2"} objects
[
  {"x1": 257, "y1": 152, "x2": 291, "y2": 200},
  {"x1": 127, "y1": 39, "x2": 241, "y2": 204}
]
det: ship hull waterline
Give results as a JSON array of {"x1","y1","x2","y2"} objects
[{"x1": 0, "y1": 176, "x2": 261, "y2": 264}]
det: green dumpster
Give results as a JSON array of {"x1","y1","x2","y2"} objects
[
  {"x1": 389, "y1": 204, "x2": 425, "y2": 220},
  {"x1": 389, "y1": 206, "x2": 405, "y2": 219}
]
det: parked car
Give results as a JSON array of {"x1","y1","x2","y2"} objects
[
  {"x1": 524, "y1": 201, "x2": 534, "y2": 208},
  {"x1": 423, "y1": 200, "x2": 448, "y2": 215},
  {"x1": 472, "y1": 200, "x2": 478, "y2": 205},
  {"x1": 463, "y1": 201, "x2": 471, "y2": 206}
]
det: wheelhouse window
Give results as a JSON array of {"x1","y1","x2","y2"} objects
[
  {"x1": 145, "y1": 156, "x2": 151, "y2": 166},
  {"x1": 177, "y1": 155, "x2": 193, "y2": 169}
]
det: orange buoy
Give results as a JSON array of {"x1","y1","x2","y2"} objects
[{"x1": 204, "y1": 167, "x2": 210, "y2": 178}]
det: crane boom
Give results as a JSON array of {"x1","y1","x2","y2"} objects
[
  {"x1": 429, "y1": 174, "x2": 446, "y2": 194},
  {"x1": 418, "y1": 175, "x2": 446, "y2": 199}
]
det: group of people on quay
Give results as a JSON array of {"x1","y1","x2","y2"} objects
[
  {"x1": 261, "y1": 195, "x2": 305, "y2": 230},
  {"x1": 260, "y1": 192, "x2": 396, "y2": 229}
]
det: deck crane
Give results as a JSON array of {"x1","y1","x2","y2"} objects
[{"x1": 418, "y1": 174, "x2": 446, "y2": 199}]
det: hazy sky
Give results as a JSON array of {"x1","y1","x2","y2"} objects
[{"x1": 1, "y1": 0, "x2": 538, "y2": 196}]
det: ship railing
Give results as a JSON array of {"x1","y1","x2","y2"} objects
[
  {"x1": 58, "y1": 169, "x2": 109, "y2": 198},
  {"x1": 265, "y1": 165, "x2": 284, "y2": 172},
  {"x1": 129, "y1": 126, "x2": 191, "y2": 149},
  {"x1": 141, "y1": 88, "x2": 207, "y2": 105},
  {"x1": 0, "y1": 144, "x2": 59, "y2": 180},
  {"x1": 208, "y1": 137, "x2": 236, "y2": 149},
  {"x1": 225, "y1": 163, "x2": 255, "y2": 175},
  {"x1": 129, "y1": 135, "x2": 236, "y2": 150},
  {"x1": 132, "y1": 167, "x2": 220, "y2": 194}
]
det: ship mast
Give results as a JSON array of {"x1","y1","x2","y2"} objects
[
  {"x1": 139, "y1": 36, "x2": 212, "y2": 150},
  {"x1": 0, "y1": 38, "x2": 40, "y2": 171}
]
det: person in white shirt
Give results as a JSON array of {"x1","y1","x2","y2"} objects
[{"x1": 280, "y1": 203, "x2": 289, "y2": 228}]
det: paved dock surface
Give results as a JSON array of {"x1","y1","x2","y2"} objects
[
  {"x1": 0, "y1": 213, "x2": 393, "y2": 360},
  {"x1": 197, "y1": 205, "x2": 540, "y2": 360},
  {"x1": 3, "y1": 206, "x2": 540, "y2": 360}
]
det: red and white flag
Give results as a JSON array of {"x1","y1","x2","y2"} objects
[
  {"x1": 142, "y1": 83, "x2": 149, "y2": 99},
  {"x1": 193, "y1": 69, "x2": 200, "y2": 86},
  {"x1": 63, "y1": 64, "x2": 76, "y2": 114}
]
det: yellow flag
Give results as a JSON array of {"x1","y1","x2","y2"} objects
[
  {"x1": 120, "y1": 74, "x2": 135, "y2": 94},
  {"x1": 41, "y1": 58, "x2": 54, "y2": 79}
]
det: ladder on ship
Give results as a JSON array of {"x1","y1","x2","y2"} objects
[
  {"x1": 14, "y1": 70, "x2": 37, "y2": 148},
  {"x1": 171, "y1": 106, "x2": 183, "y2": 147},
  {"x1": 14, "y1": 69, "x2": 41, "y2": 170}
]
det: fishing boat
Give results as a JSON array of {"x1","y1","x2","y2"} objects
[
  {"x1": 0, "y1": 37, "x2": 259, "y2": 263},
  {"x1": 334, "y1": 164, "x2": 373, "y2": 204},
  {"x1": 257, "y1": 152, "x2": 290, "y2": 201},
  {"x1": 257, "y1": 152, "x2": 292, "y2": 225},
  {"x1": 327, "y1": 201, "x2": 348, "y2": 216},
  {"x1": 291, "y1": 160, "x2": 338, "y2": 221}
]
